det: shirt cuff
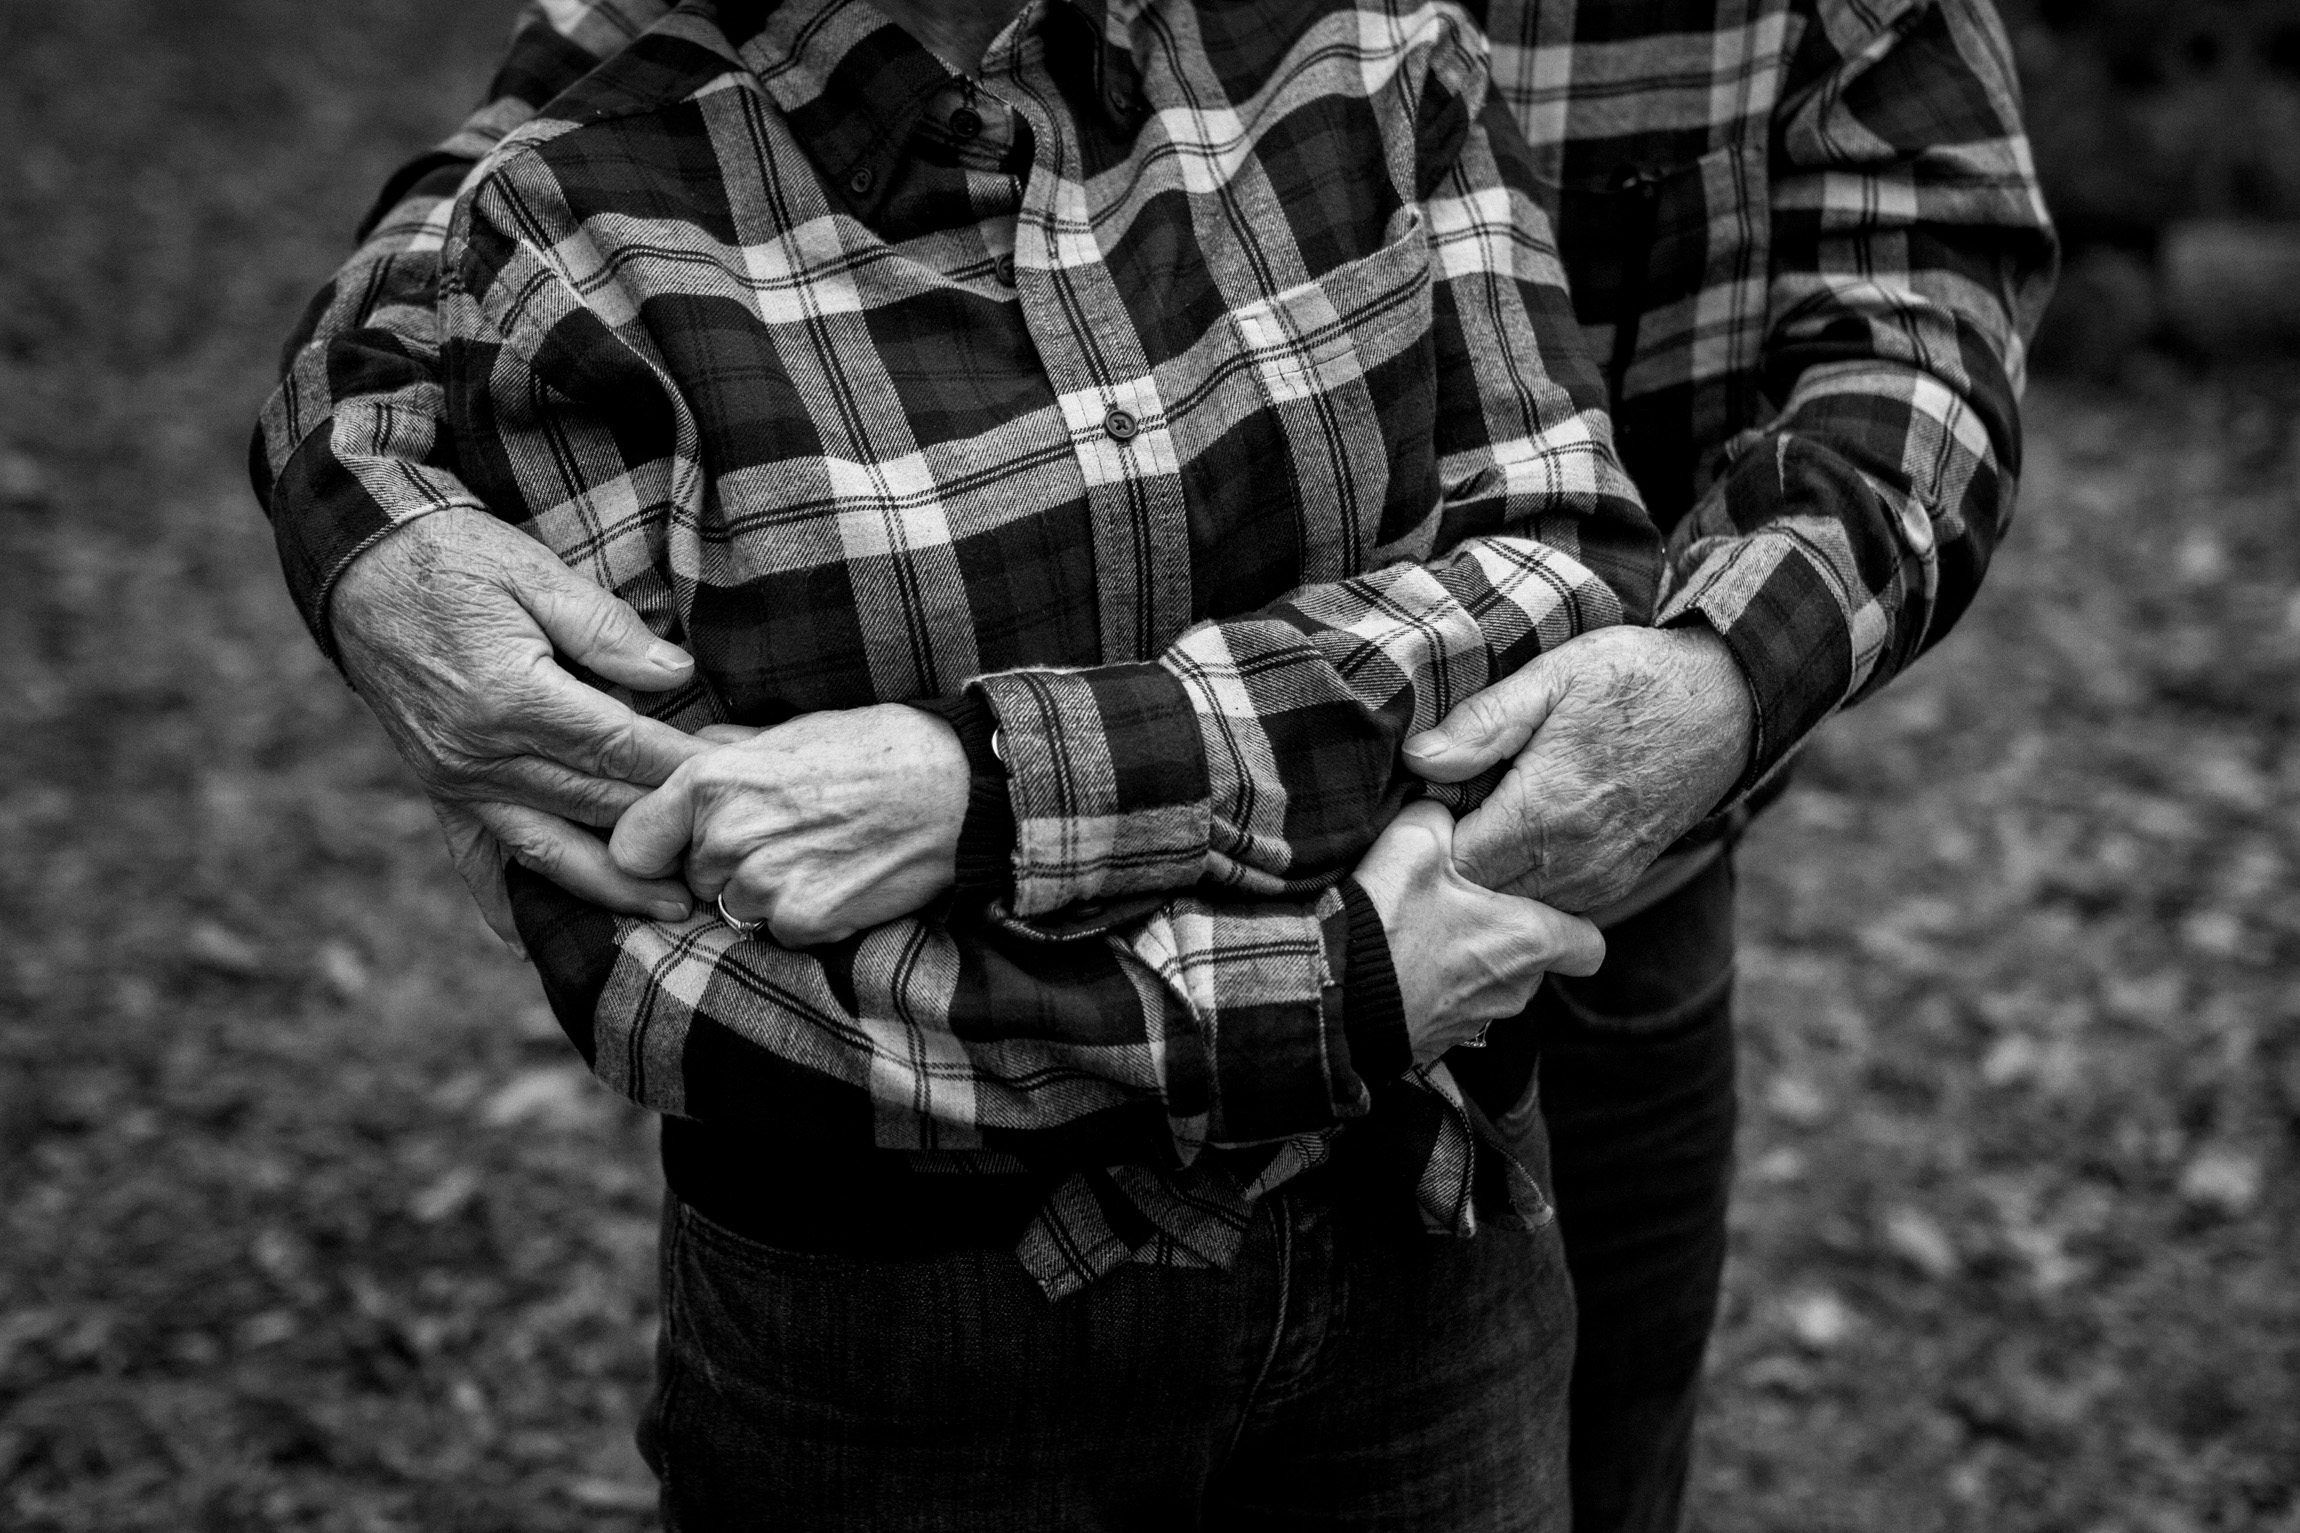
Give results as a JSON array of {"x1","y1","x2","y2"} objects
[
  {"x1": 1337, "y1": 878, "x2": 1411, "y2": 1085},
  {"x1": 970, "y1": 664, "x2": 1212, "y2": 916},
  {"x1": 908, "y1": 694, "x2": 1016, "y2": 895},
  {"x1": 1656, "y1": 436, "x2": 1878, "y2": 797}
]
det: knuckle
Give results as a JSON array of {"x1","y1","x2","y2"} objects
[
  {"x1": 769, "y1": 910, "x2": 821, "y2": 947},
  {"x1": 509, "y1": 833, "x2": 566, "y2": 880},
  {"x1": 1459, "y1": 691, "x2": 1508, "y2": 735},
  {"x1": 590, "y1": 718, "x2": 642, "y2": 781},
  {"x1": 463, "y1": 688, "x2": 520, "y2": 740}
]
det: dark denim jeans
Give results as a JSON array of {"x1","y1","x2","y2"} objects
[
  {"x1": 1537, "y1": 851, "x2": 1739, "y2": 1533},
  {"x1": 637, "y1": 1092, "x2": 1575, "y2": 1531}
]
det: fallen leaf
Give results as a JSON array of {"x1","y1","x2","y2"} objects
[
  {"x1": 410, "y1": 1166, "x2": 484, "y2": 1224},
  {"x1": 2177, "y1": 1147, "x2": 2262, "y2": 1216},
  {"x1": 483, "y1": 1066, "x2": 600, "y2": 1131},
  {"x1": 1882, "y1": 1206, "x2": 1961, "y2": 1280},
  {"x1": 568, "y1": 1478, "x2": 658, "y2": 1511},
  {"x1": 2181, "y1": 909, "x2": 2245, "y2": 958},
  {"x1": 1749, "y1": 1147, "x2": 1806, "y2": 1184},
  {"x1": 316, "y1": 939, "x2": 368, "y2": 1001},
  {"x1": 1784, "y1": 1289, "x2": 1856, "y2": 1350},
  {"x1": 184, "y1": 920, "x2": 263, "y2": 977},
  {"x1": 1765, "y1": 1075, "x2": 1830, "y2": 1126}
]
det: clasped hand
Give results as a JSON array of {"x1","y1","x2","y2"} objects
[
  {"x1": 608, "y1": 706, "x2": 973, "y2": 947},
  {"x1": 328, "y1": 513, "x2": 1730, "y2": 1056}
]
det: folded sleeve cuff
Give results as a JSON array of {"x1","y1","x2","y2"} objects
[
  {"x1": 1656, "y1": 436, "x2": 1904, "y2": 796},
  {"x1": 970, "y1": 664, "x2": 1212, "y2": 917},
  {"x1": 909, "y1": 694, "x2": 1016, "y2": 895}
]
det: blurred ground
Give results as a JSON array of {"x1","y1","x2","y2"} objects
[{"x1": 2, "y1": 2, "x2": 2297, "y2": 1530}]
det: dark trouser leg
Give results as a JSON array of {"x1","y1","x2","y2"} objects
[
  {"x1": 635, "y1": 1090, "x2": 1577, "y2": 1531},
  {"x1": 1536, "y1": 852, "x2": 1739, "y2": 1533},
  {"x1": 1206, "y1": 1083, "x2": 1576, "y2": 1533}
]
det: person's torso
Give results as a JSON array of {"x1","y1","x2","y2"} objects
[
  {"x1": 1474, "y1": 0, "x2": 1809, "y2": 528},
  {"x1": 440, "y1": 0, "x2": 1523, "y2": 728}
]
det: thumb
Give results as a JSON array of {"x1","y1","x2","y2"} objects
[
  {"x1": 608, "y1": 770, "x2": 700, "y2": 879},
  {"x1": 1525, "y1": 902, "x2": 1606, "y2": 978},
  {"x1": 1402, "y1": 662, "x2": 1564, "y2": 783},
  {"x1": 1388, "y1": 796, "x2": 1458, "y2": 851},
  {"x1": 511, "y1": 554, "x2": 694, "y2": 694}
]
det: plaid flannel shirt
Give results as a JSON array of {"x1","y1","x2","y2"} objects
[
  {"x1": 253, "y1": 0, "x2": 2055, "y2": 1291},
  {"x1": 1466, "y1": 0, "x2": 2055, "y2": 788},
  {"x1": 255, "y1": 0, "x2": 1660, "y2": 1296}
]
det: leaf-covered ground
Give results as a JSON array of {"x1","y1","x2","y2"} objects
[{"x1": 2, "y1": 2, "x2": 2295, "y2": 1529}]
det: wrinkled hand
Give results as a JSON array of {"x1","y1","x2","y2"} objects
[
  {"x1": 332, "y1": 507, "x2": 710, "y2": 947},
  {"x1": 1353, "y1": 802, "x2": 1606, "y2": 1064},
  {"x1": 1401, "y1": 626, "x2": 1754, "y2": 912},
  {"x1": 609, "y1": 705, "x2": 972, "y2": 947}
]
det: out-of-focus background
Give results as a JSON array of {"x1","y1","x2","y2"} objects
[{"x1": 2, "y1": 1, "x2": 2296, "y2": 1527}]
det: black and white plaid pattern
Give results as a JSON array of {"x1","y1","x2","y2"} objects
[
  {"x1": 253, "y1": 0, "x2": 2053, "y2": 1293},
  {"x1": 1467, "y1": 0, "x2": 2055, "y2": 789},
  {"x1": 261, "y1": 0, "x2": 1654, "y2": 1295}
]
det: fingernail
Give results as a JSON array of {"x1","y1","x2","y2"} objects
[
  {"x1": 645, "y1": 641, "x2": 691, "y2": 673},
  {"x1": 1403, "y1": 729, "x2": 1449, "y2": 757},
  {"x1": 649, "y1": 901, "x2": 691, "y2": 922}
]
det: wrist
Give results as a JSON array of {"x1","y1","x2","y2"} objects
[
  {"x1": 326, "y1": 505, "x2": 472, "y2": 660},
  {"x1": 1664, "y1": 620, "x2": 1757, "y2": 798}
]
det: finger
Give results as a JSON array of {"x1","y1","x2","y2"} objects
[
  {"x1": 503, "y1": 663, "x2": 712, "y2": 787},
  {"x1": 607, "y1": 771, "x2": 701, "y2": 880},
  {"x1": 1401, "y1": 661, "x2": 1566, "y2": 783},
  {"x1": 1354, "y1": 797, "x2": 1455, "y2": 904},
  {"x1": 722, "y1": 853, "x2": 853, "y2": 949},
  {"x1": 510, "y1": 553, "x2": 695, "y2": 693},
  {"x1": 1449, "y1": 764, "x2": 1543, "y2": 894},
  {"x1": 461, "y1": 753, "x2": 653, "y2": 827},
  {"x1": 1390, "y1": 797, "x2": 1456, "y2": 837},
  {"x1": 696, "y1": 724, "x2": 765, "y2": 744},
  {"x1": 433, "y1": 800, "x2": 525, "y2": 954},
  {"x1": 473, "y1": 800, "x2": 695, "y2": 921},
  {"x1": 1518, "y1": 900, "x2": 1607, "y2": 977},
  {"x1": 1388, "y1": 797, "x2": 1457, "y2": 857}
]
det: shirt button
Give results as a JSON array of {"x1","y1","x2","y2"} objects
[
  {"x1": 1107, "y1": 86, "x2": 1135, "y2": 119},
  {"x1": 1102, "y1": 407, "x2": 1139, "y2": 443},
  {"x1": 994, "y1": 253, "x2": 1017, "y2": 287},
  {"x1": 950, "y1": 106, "x2": 983, "y2": 139},
  {"x1": 848, "y1": 166, "x2": 875, "y2": 196}
]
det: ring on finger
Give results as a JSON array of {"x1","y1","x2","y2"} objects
[{"x1": 716, "y1": 892, "x2": 764, "y2": 938}]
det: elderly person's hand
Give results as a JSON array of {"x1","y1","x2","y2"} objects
[
  {"x1": 608, "y1": 706, "x2": 972, "y2": 947},
  {"x1": 332, "y1": 507, "x2": 711, "y2": 947},
  {"x1": 1400, "y1": 626, "x2": 1755, "y2": 913},
  {"x1": 1355, "y1": 801, "x2": 1605, "y2": 1063}
]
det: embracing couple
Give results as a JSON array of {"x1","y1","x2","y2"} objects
[{"x1": 253, "y1": 0, "x2": 2050, "y2": 1526}]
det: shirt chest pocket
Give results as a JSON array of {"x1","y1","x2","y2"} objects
[
  {"x1": 1209, "y1": 218, "x2": 1438, "y2": 594},
  {"x1": 1552, "y1": 140, "x2": 1767, "y2": 518}
]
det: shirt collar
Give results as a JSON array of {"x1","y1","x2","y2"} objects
[{"x1": 721, "y1": 0, "x2": 1142, "y2": 217}]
